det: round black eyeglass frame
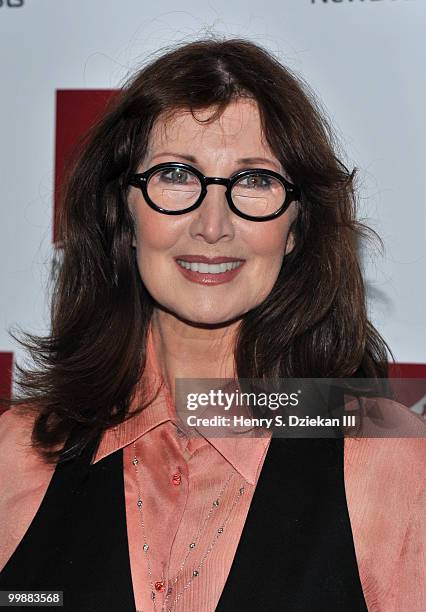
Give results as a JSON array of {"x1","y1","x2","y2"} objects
[{"x1": 128, "y1": 162, "x2": 301, "y2": 222}]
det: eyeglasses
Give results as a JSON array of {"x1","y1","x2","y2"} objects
[{"x1": 128, "y1": 162, "x2": 301, "y2": 222}]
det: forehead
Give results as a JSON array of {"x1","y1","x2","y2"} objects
[{"x1": 147, "y1": 99, "x2": 275, "y2": 157}]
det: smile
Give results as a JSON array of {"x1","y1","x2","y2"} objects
[
  {"x1": 176, "y1": 260, "x2": 243, "y2": 273},
  {"x1": 174, "y1": 259, "x2": 245, "y2": 286}
]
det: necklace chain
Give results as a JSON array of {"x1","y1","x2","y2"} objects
[{"x1": 132, "y1": 440, "x2": 246, "y2": 612}]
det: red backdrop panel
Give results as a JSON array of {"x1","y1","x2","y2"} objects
[
  {"x1": 388, "y1": 363, "x2": 426, "y2": 416},
  {"x1": 0, "y1": 352, "x2": 13, "y2": 414},
  {"x1": 54, "y1": 89, "x2": 118, "y2": 243}
]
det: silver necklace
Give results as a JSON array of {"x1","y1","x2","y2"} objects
[{"x1": 131, "y1": 440, "x2": 247, "y2": 612}]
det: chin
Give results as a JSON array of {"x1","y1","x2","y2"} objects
[{"x1": 177, "y1": 308, "x2": 246, "y2": 327}]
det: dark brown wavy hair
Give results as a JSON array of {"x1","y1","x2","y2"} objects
[{"x1": 1, "y1": 36, "x2": 393, "y2": 464}]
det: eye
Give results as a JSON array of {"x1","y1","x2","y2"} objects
[
  {"x1": 158, "y1": 168, "x2": 197, "y2": 185},
  {"x1": 238, "y1": 174, "x2": 273, "y2": 189}
]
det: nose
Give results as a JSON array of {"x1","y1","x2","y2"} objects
[{"x1": 189, "y1": 182, "x2": 235, "y2": 244}]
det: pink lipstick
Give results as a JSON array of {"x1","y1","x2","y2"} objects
[{"x1": 174, "y1": 255, "x2": 246, "y2": 286}]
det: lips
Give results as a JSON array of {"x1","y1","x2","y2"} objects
[
  {"x1": 174, "y1": 256, "x2": 246, "y2": 286},
  {"x1": 174, "y1": 255, "x2": 245, "y2": 264}
]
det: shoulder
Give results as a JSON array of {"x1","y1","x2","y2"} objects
[
  {"x1": 0, "y1": 406, "x2": 56, "y2": 572},
  {"x1": 0, "y1": 404, "x2": 38, "y2": 458},
  {"x1": 344, "y1": 400, "x2": 425, "y2": 610},
  {"x1": 0, "y1": 405, "x2": 58, "y2": 476},
  {"x1": 344, "y1": 399, "x2": 425, "y2": 490},
  {"x1": 344, "y1": 398, "x2": 425, "y2": 525}
]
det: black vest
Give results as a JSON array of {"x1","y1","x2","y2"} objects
[{"x1": 0, "y1": 425, "x2": 368, "y2": 612}]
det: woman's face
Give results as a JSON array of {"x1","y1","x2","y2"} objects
[{"x1": 128, "y1": 98, "x2": 298, "y2": 326}]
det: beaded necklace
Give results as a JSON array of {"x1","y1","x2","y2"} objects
[{"x1": 131, "y1": 440, "x2": 247, "y2": 611}]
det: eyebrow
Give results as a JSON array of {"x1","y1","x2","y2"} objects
[{"x1": 150, "y1": 152, "x2": 281, "y2": 171}]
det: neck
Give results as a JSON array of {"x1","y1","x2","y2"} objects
[{"x1": 150, "y1": 308, "x2": 240, "y2": 401}]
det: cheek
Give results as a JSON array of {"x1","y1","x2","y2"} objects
[
  {"x1": 132, "y1": 202, "x2": 182, "y2": 252},
  {"x1": 242, "y1": 222, "x2": 291, "y2": 299},
  {"x1": 130, "y1": 204, "x2": 182, "y2": 295},
  {"x1": 245, "y1": 221, "x2": 290, "y2": 262}
]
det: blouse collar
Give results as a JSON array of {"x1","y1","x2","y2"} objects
[{"x1": 93, "y1": 322, "x2": 271, "y2": 485}]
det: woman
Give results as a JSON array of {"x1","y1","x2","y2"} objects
[{"x1": 0, "y1": 37, "x2": 424, "y2": 612}]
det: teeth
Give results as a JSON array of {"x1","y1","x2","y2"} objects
[{"x1": 176, "y1": 260, "x2": 243, "y2": 274}]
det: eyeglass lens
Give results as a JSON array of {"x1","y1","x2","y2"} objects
[{"x1": 146, "y1": 166, "x2": 286, "y2": 217}]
